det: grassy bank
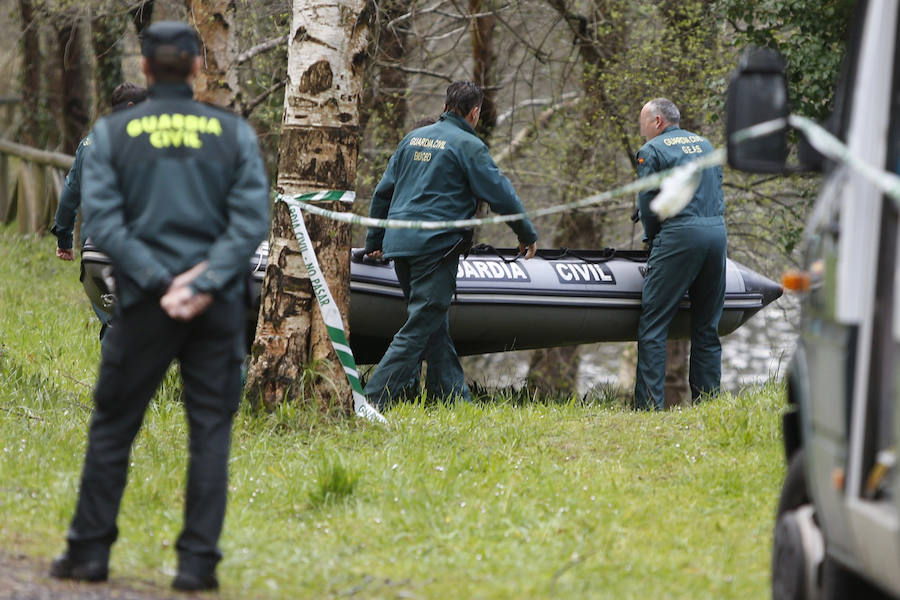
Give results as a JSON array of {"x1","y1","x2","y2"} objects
[{"x1": 0, "y1": 226, "x2": 786, "y2": 599}]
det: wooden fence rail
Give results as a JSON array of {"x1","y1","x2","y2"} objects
[{"x1": 0, "y1": 138, "x2": 74, "y2": 234}]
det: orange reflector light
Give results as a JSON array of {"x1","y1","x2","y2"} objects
[
  {"x1": 833, "y1": 468, "x2": 845, "y2": 491},
  {"x1": 782, "y1": 270, "x2": 811, "y2": 292}
]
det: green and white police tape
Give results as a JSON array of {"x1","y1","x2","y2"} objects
[
  {"x1": 281, "y1": 195, "x2": 386, "y2": 424},
  {"x1": 280, "y1": 149, "x2": 725, "y2": 231},
  {"x1": 729, "y1": 115, "x2": 900, "y2": 203},
  {"x1": 284, "y1": 116, "x2": 900, "y2": 233},
  {"x1": 788, "y1": 115, "x2": 900, "y2": 202}
]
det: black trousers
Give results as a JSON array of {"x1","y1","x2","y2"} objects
[{"x1": 66, "y1": 296, "x2": 245, "y2": 575}]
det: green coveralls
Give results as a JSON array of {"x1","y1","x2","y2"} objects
[
  {"x1": 67, "y1": 82, "x2": 270, "y2": 576},
  {"x1": 51, "y1": 135, "x2": 90, "y2": 251},
  {"x1": 634, "y1": 125, "x2": 727, "y2": 410},
  {"x1": 50, "y1": 136, "x2": 112, "y2": 336},
  {"x1": 364, "y1": 111, "x2": 538, "y2": 408}
]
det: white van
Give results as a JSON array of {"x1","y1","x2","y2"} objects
[{"x1": 726, "y1": 1, "x2": 900, "y2": 598}]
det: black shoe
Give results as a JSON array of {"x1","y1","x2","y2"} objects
[
  {"x1": 172, "y1": 571, "x2": 219, "y2": 592},
  {"x1": 49, "y1": 552, "x2": 109, "y2": 582}
]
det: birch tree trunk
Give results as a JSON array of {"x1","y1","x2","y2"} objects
[
  {"x1": 186, "y1": 0, "x2": 240, "y2": 111},
  {"x1": 245, "y1": 0, "x2": 369, "y2": 411}
]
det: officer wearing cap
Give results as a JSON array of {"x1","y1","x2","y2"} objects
[
  {"x1": 633, "y1": 98, "x2": 727, "y2": 410},
  {"x1": 50, "y1": 21, "x2": 270, "y2": 592},
  {"x1": 363, "y1": 81, "x2": 538, "y2": 408},
  {"x1": 51, "y1": 82, "x2": 148, "y2": 341}
]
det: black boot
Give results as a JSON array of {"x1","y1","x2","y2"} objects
[
  {"x1": 172, "y1": 571, "x2": 219, "y2": 592},
  {"x1": 49, "y1": 552, "x2": 109, "y2": 582}
]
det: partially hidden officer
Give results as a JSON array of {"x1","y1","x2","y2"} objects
[
  {"x1": 633, "y1": 98, "x2": 727, "y2": 410},
  {"x1": 51, "y1": 82, "x2": 148, "y2": 340},
  {"x1": 50, "y1": 21, "x2": 270, "y2": 592},
  {"x1": 363, "y1": 81, "x2": 538, "y2": 409}
]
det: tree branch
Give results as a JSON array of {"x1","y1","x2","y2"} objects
[
  {"x1": 424, "y1": 25, "x2": 468, "y2": 42},
  {"x1": 495, "y1": 91, "x2": 580, "y2": 126},
  {"x1": 432, "y1": 7, "x2": 510, "y2": 20},
  {"x1": 373, "y1": 62, "x2": 455, "y2": 82},
  {"x1": 494, "y1": 96, "x2": 580, "y2": 165},
  {"x1": 387, "y1": 0, "x2": 449, "y2": 29},
  {"x1": 242, "y1": 79, "x2": 287, "y2": 118},
  {"x1": 237, "y1": 34, "x2": 289, "y2": 65}
]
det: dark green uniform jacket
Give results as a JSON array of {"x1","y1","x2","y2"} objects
[
  {"x1": 634, "y1": 124, "x2": 727, "y2": 410},
  {"x1": 82, "y1": 83, "x2": 270, "y2": 309},
  {"x1": 365, "y1": 111, "x2": 538, "y2": 257},
  {"x1": 636, "y1": 125, "x2": 724, "y2": 242},
  {"x1": 50, "y1": 136, "x2": 91, "y2": 249}
]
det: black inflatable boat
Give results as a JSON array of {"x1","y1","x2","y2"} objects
[{"x1": 81, "y1": 242, "x2": 783, "y2": 364}]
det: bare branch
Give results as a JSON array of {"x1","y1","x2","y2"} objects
[
  {"x1": 496, "y1": 91, "x2": 580, "y2": 126},
  {"x1": 432, "y1": 7, "x2": 510, "y2": 20},
  {"x1": 492, "y1": 11, "x2": 550, "y2": 63},
  {"x1": 387, "y1": 0, "x2": 450, "y2": 29},
  {"x1": 373, "y1": 62, "x2": 455, "y2": 82},
  {"x1": 237, "y1": 35, "x2": 289, "y2": 65},
  {"x1": 494, "y1": 96, "x2": 580, "y2": 165},
  {"x1": 424, "y1": 25, "x2": 468, "y2": 42},
  {"x1": 242, "y1": 79, "x2": 287, "y2": 118}
]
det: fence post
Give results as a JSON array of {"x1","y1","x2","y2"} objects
[
  {"x1": 1, "y1": 156, "x2": 18, "y2": 224},
  {"x1": 0, "y1": 154, "x2": 8, "y2": 223},
  {"x1": 17, "y1": 161, "x2": 41, "y2": 234},
  {"x1": 0, "y1": 138, "x2": 73, "y2": 233}
]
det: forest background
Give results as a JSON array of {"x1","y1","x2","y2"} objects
[{"x1": 0, "y1": 0, "x2": 854, "y2": 396}]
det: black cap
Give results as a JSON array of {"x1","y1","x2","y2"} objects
[{"x1": 141, "y1": 21, "x2": 200, "y2": 61}]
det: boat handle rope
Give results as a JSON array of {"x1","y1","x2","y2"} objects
[
  {"x1": 468, "y1": 244, "x2": 646, "y2": 265},
  {"x1": 541, "y1": 247, "x2": 645, "y2": 264},
  {"x1": 276, "y1": 114, "x2": 900, "y2": 421},
  {"x1": 468, "y1": 243, "x2": 523, "y2": 263}
]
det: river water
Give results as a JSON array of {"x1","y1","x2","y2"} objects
[{"x1": 462, "y1": 294, "x2": 800, "y2": 395}]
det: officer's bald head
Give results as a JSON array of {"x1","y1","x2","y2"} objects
[{"x1": 640, "y1": 98, "x2": 680, "y2": 140}]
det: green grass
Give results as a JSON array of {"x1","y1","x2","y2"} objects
[{"x1": 0, "y1": 225, "x2": 786, "y2": 599}]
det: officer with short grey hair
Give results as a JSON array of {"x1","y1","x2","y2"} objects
[{"x1": 634, "y1": 97, "x2": 727, "y2": 410}]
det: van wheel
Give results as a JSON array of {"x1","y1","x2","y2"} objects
[
  {"x1": 822, "y1": 556, "x2": 891, "y2": 600},
  {"x1": 772, "y1": 450, "x2": 816, "y2": 600},
  {"x1": 777, "y1": 449, "x2": 810, "y2": 516}
]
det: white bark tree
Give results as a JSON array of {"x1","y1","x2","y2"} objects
[{"x1": 246, "y1": 0, "x2": 370, "y2": 411}]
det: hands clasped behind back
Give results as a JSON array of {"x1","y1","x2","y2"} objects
[{"x1": 160, "y1": 261, "x2": 213, "y2": 321}]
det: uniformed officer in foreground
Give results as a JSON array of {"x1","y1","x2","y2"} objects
[
  {"x1": 50, "y1": 21, "x2": 270, "y2": 592},
  {"x1": 51, "y1": 82, "x2": 148, "y2": 340},
  {"x1": 363, "y1": 81, "x2": 538, "y2": 409},
  {"x1": 633, "y1": 98, "x2": 727, "y2": 410}
]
